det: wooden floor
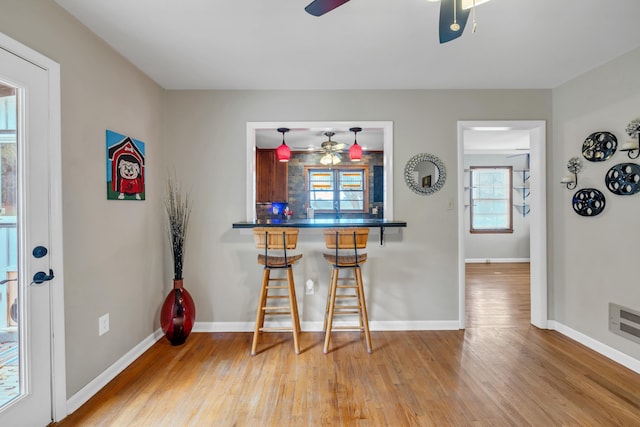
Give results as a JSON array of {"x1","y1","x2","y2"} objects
[
  {"x1": 465, "y1": 262, "x2": 531, "y2": 328},
  {"x1": 53, "y1": 263, "x2": 640, "y2": 426}
]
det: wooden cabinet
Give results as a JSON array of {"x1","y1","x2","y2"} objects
[{"x1": 256, "y1": 149, "x2": 288, "y2": 203}]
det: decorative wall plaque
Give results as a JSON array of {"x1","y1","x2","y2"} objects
[
  {"x1": 572, "y1": 188, "x2": 606, "y2": 217},
  {"x1": 605, "y1": 163, "x2": 640, "y2": 195},
  {"x1": 582, "y1": 131, "x2": 617, "y2": 162}
]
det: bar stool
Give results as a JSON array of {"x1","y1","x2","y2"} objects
[
  {"x1": 252, "y1": 227, "x2": 302, "y2": 356},
  {"x1": 322, "y1": 228, "x2": 372, "y2": 354}
]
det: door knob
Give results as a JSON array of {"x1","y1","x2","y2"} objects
[{"x1": 32, "y1": 269, "x2": 54, "y2": 284}]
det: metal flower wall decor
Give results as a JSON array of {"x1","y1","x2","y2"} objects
[
  {"x1": 567, "y1": 157, "x2": 583, "y2": 174},
  {"x1": 626, "y1": 118, "x2": 640, "y2": 139}
]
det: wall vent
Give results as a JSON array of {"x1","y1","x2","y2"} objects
[{"x1": 609, "y1": 303, "x2": 640, "y2": 345}]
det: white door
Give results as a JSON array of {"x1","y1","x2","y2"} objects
[{"x1": 0, "y1": 46, "x2": 54, "y2": 426}]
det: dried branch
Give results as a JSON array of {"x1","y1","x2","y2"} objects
[{"x1": 165, "y1": 175, "x2": 191, "y2": 280}]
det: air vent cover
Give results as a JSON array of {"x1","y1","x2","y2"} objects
[{"x1": 610, "y1": 303, "x2": 640, "y2": 345}]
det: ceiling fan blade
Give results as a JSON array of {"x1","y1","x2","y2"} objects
[
  {"x1": 439, "y1": 0, "x2": 471, "y2": 44},
  {"x1": 333, "y1": 143, "x2": 346, "y2": 150},
  {"x1": 305, "y1": 0, "x2": 351, "y2": 17}
]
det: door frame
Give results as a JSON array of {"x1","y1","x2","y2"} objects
[
  {"x1": 0, "y1": 32, "x2": 66, "y2": 421},
  {"x1": 457, "y1": 120, "x2": 547, "y2": 329}
]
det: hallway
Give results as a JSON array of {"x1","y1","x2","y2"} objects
[{"x1": 466, "y1": 262, "x2": 531, "y2": 328}]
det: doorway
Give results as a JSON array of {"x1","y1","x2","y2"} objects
[
  {"x1": 457, "y1": 121, "x2": 547, "y2": 329},
  {"x1": 0, "y1": 32, "x2": 65, "y2": 424}
]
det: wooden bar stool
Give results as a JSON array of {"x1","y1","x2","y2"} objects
[
  {"x1": 322, "y1": 228, "x2": 372, "y2": 354},
  {"x1": 252, "y1": 227, "x2": 302, "y2": 356}
]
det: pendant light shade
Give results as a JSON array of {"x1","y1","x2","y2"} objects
[
  {"x1": 276, "y1": 127, "x2": 291, "y2": 162},
  {"x1": 349, "y1": 127, "x2": 363, "y2": 162}
]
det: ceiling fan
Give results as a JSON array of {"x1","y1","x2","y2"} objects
[
  {"x1": 304, "y1": 0, "x2": 487, "y2": 44},
  {"x1": 319, "y1": 132, "x2": 345, "y2": 165},
  {"x1": 292, "y1": 131, "x2": 346, "y2": 164}
]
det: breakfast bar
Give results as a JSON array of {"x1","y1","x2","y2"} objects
[{"x1": 232, "y1": 218, "x2": 407, "y2": 245}]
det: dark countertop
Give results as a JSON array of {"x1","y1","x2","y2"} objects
[{"x1": 232, "y1": 218, "x2": 407, "y2": 229}]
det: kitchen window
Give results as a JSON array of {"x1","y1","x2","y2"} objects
[
  {"x1": 470, "y1": 166, "x2": 513, "y2": 233},
  {"x1": 306, "y1": 166, "x2": 368, "y2": 213}
]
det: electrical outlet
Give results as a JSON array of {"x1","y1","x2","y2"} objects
[
  {"x1": 99, "y1": 313, "x2": 110, "y2": 336},
  {"x1": 305, "y1": 279, "x2": 315, "y2": 295}
]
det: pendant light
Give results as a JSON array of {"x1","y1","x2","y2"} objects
[
  {"x1": 276, "y1": 127, "x2": 291, "y2": 162},
  {"x1": 450, "y1": 0, "x2": 460, "y2": 31},
  {"x1": 349, "y1": 127, "x2": 363, "y2": 162}
]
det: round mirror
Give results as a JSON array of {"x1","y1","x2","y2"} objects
[{"x1": 404, "y1": 153, "x2": 446, "y2": 195}]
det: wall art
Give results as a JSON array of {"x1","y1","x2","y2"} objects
[
  {"x1": 604, "y1": 163, "x2": 640, "y2": 195},
  {"x1": 626, "y1": 118, "x2": 640, "y2": 139},
  {"x1": 106, "y1": 130, "x2": 146, "y2": 200},
  {"x1": 572, "y1": 188, "x2": 606, "y2": 217},
  {"x1": 582, "y1": 131, "x2": 617, "y2": 162}
]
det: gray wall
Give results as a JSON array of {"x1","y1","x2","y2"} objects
[
  {"x1": 464, "y1": 154, "x2": 531, "y2": 261},
  {"x1": 162, "y1": 90, "x2": 551, "y2": 328},
  {"x1": 0, "y1": 0, "x2": 166, "y2": 396},
  {"x1": 551, "y1": 47, "x2": 640, "y2": 360}
]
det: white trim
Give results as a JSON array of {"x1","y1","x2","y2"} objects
[
  {"x1": 549, "y1": 321, "x2": 640, "y2": 374},
  {"x1": 193, "y1": 320, "x2": 460, "y2": 333},
  {"x1": 193, "y1": 321, "x2": 254, "y2": 332},
  {"x1": 457, "y1": 120, "x2": 547, "y2": 330},
  {"x1": 0, "y1": 31, "x2": 66, "y2": 422},
  {"x1": 66, "y1": 329, "x2": 164, "y2": 415},
  {"x1": 245, "y1": 121, "x2": 394, "y2": 221},
  {"x1": 465, "y1": 258, "x2": 531, "y2": 264}
]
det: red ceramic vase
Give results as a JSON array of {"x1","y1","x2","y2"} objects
[{"x1": 160, "y1": 279, "x2": 196, "y2": 345}]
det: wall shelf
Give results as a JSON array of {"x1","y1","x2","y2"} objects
[
  {"x1": 513, "y1": 169, "x2": 530, "y2": 217},
  {"x1": 514, "y1": 203, "x2": 530, "y2": 216}
]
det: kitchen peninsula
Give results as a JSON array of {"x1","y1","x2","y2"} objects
[{"x1": 232, "y1": 218, "x2": 407, "y2": 244}]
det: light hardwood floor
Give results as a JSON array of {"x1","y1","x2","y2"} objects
[
  {"x1": 53, "y1": 263, "x2": 640, "y2": 426},
  {"x1": 465, "y1": 262, "x2": 531, "y2": 328}
]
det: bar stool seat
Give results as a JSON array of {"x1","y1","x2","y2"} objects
[
  {"x1": 252, "y1": 227, "x2": 302, "y2": 356},
  {"x1": 322, "y1": 228, "x2": 372, "y2": 354},
  {"x1": 322, "y1": 253, "x2": 367, "y2": 266},
  {"x1": 257, "y1": 253, "x2": 303, "y2": 267}
]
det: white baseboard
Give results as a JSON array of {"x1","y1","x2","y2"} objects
[
  {"x1": 65, "y1": 328, "x2": 164, "y2": 415},
  {"x1": 549, "y1": 320, "x2": 640, "y2": 374},
  {"x1": 465, "y1": 258, "x2": 530, "y2": 263}
]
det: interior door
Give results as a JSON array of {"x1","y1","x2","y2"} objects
[{"x1": 0, "y1": 46, "x2": 54, "y2": 426}]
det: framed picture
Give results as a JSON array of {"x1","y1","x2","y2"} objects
[
  {"x1": 106, "y1": 130, "x2": 145, "y2": 200},
  {"x1": 422, "y1": 175, "x2": 432, "y2": 188}
]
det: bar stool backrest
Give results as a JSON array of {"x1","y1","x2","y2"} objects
[
  {"x1": 323, "y1": 228, "x2": 369, "y2": 251},
  {"x1": 253, "y1": 227, "x2": 299, "y2": 250}
]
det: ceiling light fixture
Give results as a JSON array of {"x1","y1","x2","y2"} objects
[
  {"x1": 320, "y1": 131, "x2": 342, "y2": 165},
  {"x1": 276, "y1": 127, "x2": 291, "y2": 162},
  {"x1": 469, "y1": 126, "x2": 512, "y2": 131},
  {"x1": 349, "y1": 127, "x2": 363, "y2": 162},
  {"x1": 428, "y1": 0, "x2": 490, "y2": 8}
]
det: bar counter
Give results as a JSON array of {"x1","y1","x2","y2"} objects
[
  {"x1": 232, "y1": 218, "x2": 407, "y2": 244},
  {"x1": 232, "y1": 218, "x2": 407, "y2": 229}
]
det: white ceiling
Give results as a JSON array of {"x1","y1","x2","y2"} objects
[
  {"x1": 464, "y1": 129, "x2": 530, "y2": 154},
  {"x1": 54, "y1": 0, "x2": 640, "y2": 90}
]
